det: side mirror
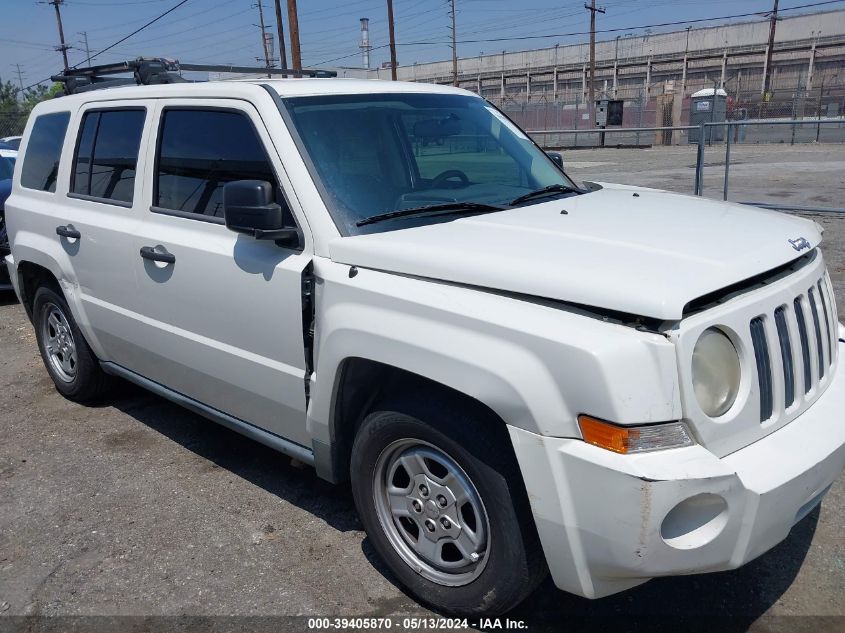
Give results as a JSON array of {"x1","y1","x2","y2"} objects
[
  {"x1": 223, "y1": 180, "x2": 300, "y2": 248},
  {"x1": 546, "y1": 151, "x2": 564, "y2": 170}
]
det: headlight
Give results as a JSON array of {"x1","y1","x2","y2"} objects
[{"x1": 691, "y1": 327, "x2": 741, "y2": 417}]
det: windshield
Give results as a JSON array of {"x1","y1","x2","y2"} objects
[{"x1": 281, "y1": 93, "x2": 579, "y2": 235}]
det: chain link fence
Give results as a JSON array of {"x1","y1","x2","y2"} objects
[
  {"x1": 0, "y1": 113, "x2": 28, "y2": 140},
  {"x1": 474, "y1": 61, "x2": 845, "y2": 149}
]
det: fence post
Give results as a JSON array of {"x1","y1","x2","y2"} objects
[
  {"x1": 723, "y1": 121, "x2": 732, "y2": 201},
  {"x1": 694, "y1": 121, "x2": 706, "y2": 196}
]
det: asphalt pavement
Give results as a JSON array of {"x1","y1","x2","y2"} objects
[{"x1": 1, "y1": 199, "x2": 844, "y2": 632}]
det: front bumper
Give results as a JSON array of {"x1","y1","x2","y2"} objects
[{"x1": 509, "y1": 337, "x2": 845, "y2": 599}]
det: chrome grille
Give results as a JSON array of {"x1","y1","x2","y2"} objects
[{"x1": 750, "y1": 272, "x2": 837, "y2": 423}]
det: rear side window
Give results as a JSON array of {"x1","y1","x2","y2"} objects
[
  {"x1": 20, "y1": 112, "x2": 70, "y2": 192},
  {"x1": 154, "y1": 109, "x2": 276, "y2": 219},
  {"x1": 71, "y1": 109, "x2": 145, "y2": 204}
]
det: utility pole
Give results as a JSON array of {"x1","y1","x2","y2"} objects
[
  {"x1": 78, "y1": 31, "x2": 91, "y2": 66},
  {"x1": 287, "y1": 0, "x2": 302, "y2": 71},
  {"x1": 762, "y1": 0, "x2": 778, "y2": 99},
  {"x1": 386, "y1": 0, "x2": 398, "y2": 80},
  {"x1": 48, "y1": 0, "x2": 70, "y2": 71},
  {"x1": 448, "y1": 0, "x2": 458, "y2": 86},
  {"x1": 585, "y1": 1, "x2": 605, "y2": 131},
  {"x1": 585, "y1": 1, "x2": 605, "y2": 128},
  {"x1": 12, "y1": 64, "x2": 25, "y2": 94},
  {"x1": 273, "y1": 0, "x2": 288, "y2": 71},
  {"x1": 256, "y1": 0, "x2": 272, "y2": 77}
]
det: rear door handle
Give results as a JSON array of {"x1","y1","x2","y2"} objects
[
  {"x1": 56, "y1": 225, "x2": 81, "y2": 239},
  {"x1": 139, "y1": 246, "x2": 176, "y2": 264}
]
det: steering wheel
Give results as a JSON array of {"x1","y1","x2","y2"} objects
[{"x1": 430, "y1": 169, "x2": 470, "y2": 189}]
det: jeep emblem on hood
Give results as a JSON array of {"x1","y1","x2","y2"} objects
[{"x1": 789, "y1": 237, "x2": 811, "y2": 251}]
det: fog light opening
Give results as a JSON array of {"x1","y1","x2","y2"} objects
[{"x1": 661, "y1": 493, "x2": 729, "y2": 550}]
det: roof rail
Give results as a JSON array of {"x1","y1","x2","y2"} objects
[{"x1": 52, "y1": 57, "x2": 337, "y2": 95}]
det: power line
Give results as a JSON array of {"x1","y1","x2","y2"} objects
[
  {"x1": 12, "y1": 64, "x2": 26, "y2": 93},
  {"x1": 75, "y1": 0, "x2": 191, "y2": 67},
  {"x1": 305, "y1": 0, "x2": 844, "y2": 67},
  {"x1": 402, "y1": 0, "x2": 845, "y2": 46},
  {"x1": 22, "y1": 0, "x2": 191, "y2": 90}
]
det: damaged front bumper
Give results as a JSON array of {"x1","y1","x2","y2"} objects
[{"x1": 509, "y1": 338, "x2": 845, "y2": 599}]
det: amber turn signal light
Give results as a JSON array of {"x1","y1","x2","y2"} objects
[{"x1": 577, "y1": 415, "x2": 694, "y2": 454}]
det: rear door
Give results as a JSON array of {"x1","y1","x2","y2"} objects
[
  {"x1": 129, "y1": 99, "x2": 312, "y2": 446},
  {"x1": 28, "y1": 102, "x2": 151, "y2": 365}
]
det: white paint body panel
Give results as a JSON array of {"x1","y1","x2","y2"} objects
[
  {"x1": 6, "y1": 78, "x2": 845, "y2": 602},
  {"x1": 307, "y1": 258, "x2": 681, "y2": 443},
  {"x1": 509, "y1": 341, "x2": 845, "y2": 598}
]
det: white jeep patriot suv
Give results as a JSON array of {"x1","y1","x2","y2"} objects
[{"x1": 5, "y1": 75, "x2": 845, "y2": 616}]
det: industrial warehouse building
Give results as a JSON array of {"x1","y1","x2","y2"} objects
[{"x1": 338, "y1": 8, "x2": 845, "y2": 134}]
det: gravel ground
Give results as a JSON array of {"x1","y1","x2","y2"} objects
[{"x1": 1, "y1": 152, "x2": 844, "y2": 630}]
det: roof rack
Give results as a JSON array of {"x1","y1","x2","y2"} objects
[{"x1": 52, "y1": 57, "x2": 337, "y2": 95}]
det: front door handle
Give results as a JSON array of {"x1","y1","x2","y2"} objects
[
  {"x1": 139, "y1": 246, "x2": 176, "y2": 264},
  {"x1": 56, "y1": 225, "x2": 81, "y2": 239}
]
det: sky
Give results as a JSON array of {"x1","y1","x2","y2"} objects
[{"x1": 0, "y1": 0, "x2": 837, "y2": 90}]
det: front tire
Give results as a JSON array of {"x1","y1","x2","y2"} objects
[
  {"x1": 33, "y1": 285, "x2": 111, "y2": 402},
  {"x1": 351, "y1": 407, "x2": 546, "y2": 616}
]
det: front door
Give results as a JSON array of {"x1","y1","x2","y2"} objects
[{"x1": 128, "y1": 100, "x2": 311, "y2": 447}]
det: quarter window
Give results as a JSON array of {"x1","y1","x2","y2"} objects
[
  {"x1": 154, "y1": 109, "x2": 277, "y2": 219},
  {"x1": 20, "y1": 112, "x2": 70, "y2": 192},
  {"x1": 71, "y1": 109, "x2": 145, "y2": 204}
]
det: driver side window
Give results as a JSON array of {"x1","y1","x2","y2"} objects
[{"x1": 153, "y1": 108, "x2": 280, "y2": 222}]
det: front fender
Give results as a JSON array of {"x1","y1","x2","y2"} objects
[{"x1": 307, "y1": 259, "x2": 681, "y2": 446}]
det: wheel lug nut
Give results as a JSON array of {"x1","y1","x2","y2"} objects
[
  {"x1": 411, "y1": 500, "x2": 422, "y2": 513},
  {"x1": 424, "y1": 519, "x2": 436, "y2": 532},
  {"x1": 440, "y1": 517, "x2": 451, "y2": 529},
  {"x1": 418, "y1": 484, "x2": 429, "y2": 497},
  {"x1": 436, "y1": 494, "x2": 447, "y2": 507}
]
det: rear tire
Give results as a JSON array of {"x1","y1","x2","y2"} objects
[
  {"x1": 33, "y1": 285, "x2": 111, "y2": 402},
  {"x1": 351, "y1": 405, "x2": 546, "y2": 616}
]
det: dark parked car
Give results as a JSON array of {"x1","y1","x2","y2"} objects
[
  {"x1": 0, "y1": 155, "x2": 13, "y2": 288},
  {"x1": 0, "y1": 137, "x2": 22, "y2": 150}
]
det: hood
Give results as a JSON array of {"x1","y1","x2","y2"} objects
[{"x1": 328, "y1": 187, "x2": 822, "y2": 321}]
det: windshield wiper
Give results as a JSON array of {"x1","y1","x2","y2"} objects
[
  {"x1": 508, "y1": 184, "x2": 581, "y2": 206},
  {"x1": 356, "y1": 201, "x2": 505, "y2": 227}
]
